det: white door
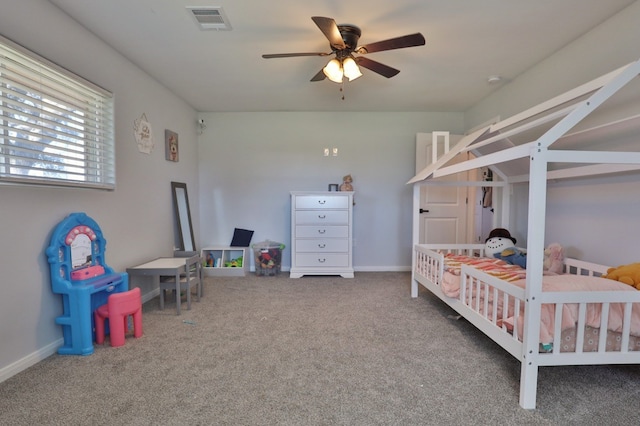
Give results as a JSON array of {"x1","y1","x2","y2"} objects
[{"x1": 415, "y1": 132, "x2": 470, "y2": 244}]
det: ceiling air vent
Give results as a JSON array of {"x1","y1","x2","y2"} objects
[{"x1": 187, "y1": 6, "x2": 232, "y2": 31}]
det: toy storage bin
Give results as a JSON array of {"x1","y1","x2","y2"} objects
[{"x1": 253, "y1": 240, "x2": 285, "y2": 276}]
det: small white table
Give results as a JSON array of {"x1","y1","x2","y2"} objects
[{"x1": 127, "y1": 257, "x2": 187, "y2": 314}]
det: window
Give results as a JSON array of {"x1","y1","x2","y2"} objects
[{"x1": 0, "y1": 36, "x2": 115, "y2": 190}]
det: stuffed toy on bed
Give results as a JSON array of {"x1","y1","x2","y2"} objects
[
  {"x1": 484, "y1": 228, "x2": 527, "y2": 268},
  {"x1": 603, "y1": 262, "x2": 640, "y2": 290},
  {"x1": 543, "y1": 242, "x2": 564, "y2": 275}
]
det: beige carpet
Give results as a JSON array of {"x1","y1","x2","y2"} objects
[{"x1": 1, "y1": 272, "x2": 640, "y2": 425}]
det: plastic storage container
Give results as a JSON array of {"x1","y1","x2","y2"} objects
[{"x1": 253, "y1": 240, "x2": 285, "y2": 276}]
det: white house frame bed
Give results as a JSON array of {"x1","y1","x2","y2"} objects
[{"x1": 409, "y1": 58, "x2": 640, "y2": 409}]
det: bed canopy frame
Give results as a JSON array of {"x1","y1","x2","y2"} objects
[{"x1": 408, "y1": 57, "x2": 640, "y2": 408}]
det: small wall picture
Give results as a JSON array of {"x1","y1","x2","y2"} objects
[
  {"x1": 134, "y1": 113, "x2": 154, "y2": 154},
  {"x1": 165, "y1": 129, "x2": 179, "y2": 162}
]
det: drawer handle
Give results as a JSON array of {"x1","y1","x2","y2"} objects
[
  {"x1": 318, "y1": 200, "x2": 326, "y2": 204},
  {"x1": 318, "y1": 244, "x2": 326, "y2": 248},
  {"x1": 318, "y1": 229, "x2": 326, "y2": 234},
  {"x1": 318, "y1": 214, "x2": 326, "y2": 219},
  {"x1": 318, "y1": 258, "x2": 326, "y2": 263}
]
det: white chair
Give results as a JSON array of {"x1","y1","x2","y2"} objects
[{"x1": 159, "y1": 254, "x2": 202, "y2": 314}]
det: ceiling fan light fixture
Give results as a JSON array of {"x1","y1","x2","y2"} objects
[
  {"x1": 323, "y1": 58, "x2": 343, "y2": 83},
  {"x1": 262, "y1": 16, "x2": 425, "y2": 85},
  {"x1": 342, "y1": 57, "x2": 362, "y2": 81}
]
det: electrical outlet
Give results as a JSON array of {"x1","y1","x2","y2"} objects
[
  {"x1": 332, "y1": 147, "x2": 338, "y2": 156},
  {"x1": 324, "y1": 148, "x2": 330, "y2": 156}
]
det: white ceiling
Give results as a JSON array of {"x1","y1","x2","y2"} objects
[{"x1": 48, "y1": 0, "x2": 636, "y2": 112}]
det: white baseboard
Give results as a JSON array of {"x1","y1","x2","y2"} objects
[
  {"x1": 1, "y1": 288, "x2": 158, "y2": 384},
  {"x1": 250, "y1": 266, "x2": 411, "y2": 273},
  {"x1": 0, "y1": 338, "x2": 62, "y2": 384},
  {"x1": 354, "y1": 266, "x2": 411, "y2": 272}
]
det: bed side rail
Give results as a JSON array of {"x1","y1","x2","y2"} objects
[
  {"x1": 416, "y1": 243, "x2": 487, "y2": 257},
  {"x1": 413, "y1": 243, "x2": 487, "y2": 287},
  {"x1": 459, "y1": 263, "x2": 640, "y2": 363},
  {"x1": 470, "y1": 255, "x2": 640, "y2": 363},
  {"x1": 563, "y1": 257, "x2": 609, "y2": 276},
  {"x1": 459, "y1": 264, "x2": 526, "y2": 357},
  {"x1": 413, "y1": 246, "x2": 444, "y2": 286},
  {"x1": 536, "y1": 289, "x2": 640, "y2": 364}
]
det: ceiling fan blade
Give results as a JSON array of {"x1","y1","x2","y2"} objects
[
  {"x1": 311, "y1": 16, "x2": 346, "y2": 50},
  {"x1": 355, "y1": 56, "x2": 400, "y2": 78},
  {"x1": 357, "y1": 33, "x2": 425, "y2": 54},
  {"x1": 262, "y1": 52, "x2": 330, "y2": 59},
  {"x1": 310, "y1": 69, "x2": 326, "y2": 82}
]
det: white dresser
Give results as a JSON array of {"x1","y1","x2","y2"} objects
[{"x1": 290, "y1": 191, "x2": 354, "y2": 278}]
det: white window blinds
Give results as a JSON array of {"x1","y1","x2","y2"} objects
[{"x1": 0, "y1": 36, "x2": 115, "y2": 189}]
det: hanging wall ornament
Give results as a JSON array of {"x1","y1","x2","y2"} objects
[{"x1": 133, "y1": 113, "x2": 154, "y2": 154}]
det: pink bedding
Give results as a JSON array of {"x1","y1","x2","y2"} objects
[
  {"x1": 436, "y1": 254, "x2": 640, "y2": 346},
  {"x1": 441, "y1": 254, "x2": 526, "y2": 298},
  {"x1": 506, "y1": 275, "x2": 640, "y2": 344}
]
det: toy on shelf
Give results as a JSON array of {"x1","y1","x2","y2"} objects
[{"x1": 224, "y1": 256, "x2": 243, "y2": 268}]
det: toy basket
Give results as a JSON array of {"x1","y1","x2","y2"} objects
[{"x1": 252, "y1": 240, "x2": 285, "y2": 276}]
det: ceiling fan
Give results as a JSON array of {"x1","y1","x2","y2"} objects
[{"x1": 262, "y1": 16, "x2": 426, "y2": 83}]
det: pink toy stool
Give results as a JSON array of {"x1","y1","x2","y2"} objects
[{"x1": 94, "y1": 287, "x2": 143, "y2": 347}]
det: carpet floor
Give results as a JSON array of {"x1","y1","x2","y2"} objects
[{"x1": 1, "y1": 272, "x2": 640, "y2": 425}]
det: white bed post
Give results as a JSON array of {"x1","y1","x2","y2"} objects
[
  {"x1": 519, "y1": 145, "x2": 548, "y2": 409},
  {"x1": 518, "y1": 60, "x2": 640, "y2": 409},
  {"x1": 500, "y1": 183, "x2": 511, "y2": 230},
  {"x1": 411, "y1": 183, "x2": 421, "y2": 298}
]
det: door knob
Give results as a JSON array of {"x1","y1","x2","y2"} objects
[{"x1": 419, "y1": 208, "x2": 430, "y2": 213}]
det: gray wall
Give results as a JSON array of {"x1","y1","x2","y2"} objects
[
  {"x1": 465, "y1": 2, "x2": 640, "y2": 130},
  {"x1": 465, "y1": 1, "x2": 640, "y2": 266},
  {"x1": 0, "y1": 0, "x2": 199, "y2": 379},
  {"x1": 196, "y1": 112, "x2": 464, "y2": 271}
]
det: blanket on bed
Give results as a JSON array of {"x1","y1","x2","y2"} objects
[
  {"x1": 437, "y1": 254, "x2": 640, "y2": 345},
  {"x1": 506, "y1": 275, "x2": 640, "y2": 344},
  {"x1": 441, "y1": 254, "x2": 526, "y2": 298}
]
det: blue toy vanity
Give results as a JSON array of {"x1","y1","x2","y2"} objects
[{"x1": 46, "y1": 212, "x2": 128, "y2": 355}]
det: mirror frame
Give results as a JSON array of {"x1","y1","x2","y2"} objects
[{"x1": 171, "y1": 181, "x2": 196, "y2": 252}]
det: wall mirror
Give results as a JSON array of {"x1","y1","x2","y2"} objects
[{"x1": 171, "y1": 181, "x2": 196, "y2": 252}]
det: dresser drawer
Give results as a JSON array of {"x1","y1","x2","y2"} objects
[
  {"x1": 295, "y1": 225, "x2": 348, "y2": 238},
  {"x1": 295, "y1": 239, "x2": 349, "y2": 253},
  {"x1": 295, "y1": 210, "x2": 348, "y2": 225},
  {"x1": 295, "y1": 253, "x2": 350, "y2": 267},
  {"x1": 295, "y1": 195, "x2": 348, "y2": 210}
]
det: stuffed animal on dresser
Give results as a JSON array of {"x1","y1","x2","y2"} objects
[
  {"x1": 484, "y1": 228, "x2": 527, "y2": 268},
  {"x1": 340, "y1": 174, "x2": 353, "y2": 191}
]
